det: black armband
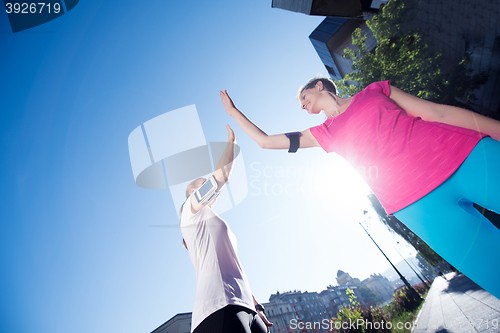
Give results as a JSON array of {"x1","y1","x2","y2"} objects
[
  {"x1": 285, "y1": 132, "x2": 302, "y2": 153},
  {"x1": 255, "y1": 303, "x2": 265, "y2": 312}
]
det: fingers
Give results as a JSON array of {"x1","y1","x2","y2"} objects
[
  {"x1": 220, "y1": 91, "x2": 230, "y2": 107},
  {"x1": 220, "y1": 90, "x2": 236, "y2": 118},
  {"x1": 220, "y1": 90, "x2": 231, "y2": 99},
  {"x1": 226, "y1": 124, "x2": 235, "y2": 141}
]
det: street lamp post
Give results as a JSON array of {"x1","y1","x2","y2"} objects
[
  {"x1": 359, "y1": 211, "x2": 422, "y2": 301},
  {"x1": 412, "y1": 255, "x2": 434, "y2": 285},
  {"x1": 394, "y1": 243, "x2": 430, "y2": 289}
]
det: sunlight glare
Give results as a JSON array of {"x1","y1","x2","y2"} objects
[{"x1": 311, "y1": 154, "x2": 372, "y2": 218}]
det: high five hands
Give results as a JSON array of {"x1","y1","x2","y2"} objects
[
  {"x1": 226, "y1": 124, "x2": 235, "y2": 143},
  {"x1": 220, "y1": 90, "x2": 237, "y2": 117}
]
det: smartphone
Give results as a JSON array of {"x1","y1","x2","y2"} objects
[{"x1": 194, "y1": 175, "x2": 220, "y2": 204}]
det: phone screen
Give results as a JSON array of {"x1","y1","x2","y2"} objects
[{"x1": 197, "y1": 180, "x2": 213, "y2": 198}]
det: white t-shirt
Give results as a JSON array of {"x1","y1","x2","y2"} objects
[{"x1": 180, "y1": 196, "x2": 255, "y2": 332}]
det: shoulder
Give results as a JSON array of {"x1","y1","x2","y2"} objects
[
  {"x1": 181, "y1": 195, "x2": 205, "y2": 224},
  {"x1": 362, "y1": 81, "x2": 391, "y2": 96},
  {"x1": 387, "y1": 85, "x2": 443, "y2": 120}
]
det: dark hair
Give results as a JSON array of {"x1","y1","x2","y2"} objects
[{"x1": 297, "y1": 77, "x2": 337, "y2": 100}]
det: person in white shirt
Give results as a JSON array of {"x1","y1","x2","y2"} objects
[{"x1": 180, "y1": 125, "x2": 272, "y2": 333}]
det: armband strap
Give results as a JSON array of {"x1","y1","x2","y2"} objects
[{"x1": 285, "y1": 132, "x2": 302, "y2": 153}]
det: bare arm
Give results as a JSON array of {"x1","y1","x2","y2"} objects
[
  {"x1": 220, "y1": 90, "x2": 320, "y2": 149},
  {"x1": 189, "y1": 195, "x2": 206, "y2": 214},
  {"x1": 189, "y1": 125, "x2": 236, "y2": 213},
  {"x1": 213, "y1": 124, "x2": 236, "y2": 191},
  {"x1": 389, "y1": 86, "x2": 500, "y2": 141}
]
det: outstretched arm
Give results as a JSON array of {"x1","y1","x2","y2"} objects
[
  {"x1": 213, "y1": 124, "x2": 236, "y2": 191},
  {"x1": 189, "y1": 125, "x2": 236, "y2": 213},
  {"x1": 389, "y1": 86, "x2": 500, "y2": 141},
  {"x1": 220, "y1": 90, "x2": 319, "y2": 149}
]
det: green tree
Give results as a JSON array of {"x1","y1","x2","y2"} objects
[
  {"x1": 331, "y1": 288, "x2": 392, "y2": 333},
  {"x1": 358, "y1": 285, "x2": 381, "y2": 306},
  {"x1": 335, "y1": 0, "x2": 487, "y2": 106},
  {"x1": 346, "y1": 288, "x2": 360, "y2": 307}
]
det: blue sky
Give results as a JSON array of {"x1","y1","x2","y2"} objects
[{"x1": 0, "y1": 1, "x2": 414, "y2": 332}]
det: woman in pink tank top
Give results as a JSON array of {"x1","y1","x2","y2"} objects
[{"x1": 220, "y1": 78, "x2": 500, "y2": 299}]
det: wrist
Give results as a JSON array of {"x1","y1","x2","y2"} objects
[{"x1": 230, "y1": 106, "x2": 241, "y2": 117}]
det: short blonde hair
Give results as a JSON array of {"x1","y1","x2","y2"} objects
[{"x1": 297, "y1": 77, "x2": 337, "y2": 101}]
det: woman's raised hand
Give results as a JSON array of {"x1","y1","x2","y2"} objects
[
  {"x1": 220, "y1": 90, "x2": 237, "y2": 117},
  {"x1": 226, "y1": 124, "x2": 235, "y2": 143},
  {"x1": 257, "y1": 310, "x2": 273, "y2": 329}
]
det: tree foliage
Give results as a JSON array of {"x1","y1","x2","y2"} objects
[
  {"x1": 335, "y1": 0, "x2": 487, "y2": 106},
  {"x1": 358, "y1": 285, "x2": 381, "y2": 306}
]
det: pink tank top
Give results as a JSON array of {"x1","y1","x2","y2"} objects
[{"x1": 310, "y1": 81, "x2": 486, "y2": 214}]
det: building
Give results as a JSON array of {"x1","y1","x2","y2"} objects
[
  {"x1": 400, "y1": 0, "x2": 500, "y2": 116},
  {"x1": 309, "y1": 17, "x2": 376, "y2": 80},
  {"x1": 261, "y1": 300, "x2": 296, "y2": 333},
  {"x1": 272, "y1": 0, "x2": 381, "y2": 80},
  {"x1": 271, "y1": 0, "x2": 380, "y2": 18},
  {"x1": 319, "y1": 285, "x2": 358, "y2": 316},
  {"x1": 268, "y1": 290, "x2": 331, "y2": 329},
  {"x1": 274, "y1": 0, "x2": 500, "y2": 116},
  {"x1": 336, "y1": 270, "x2": 361, "y2": 287},
  {"x1": 151, "y1": 313, "x2": 191, "y2": 333},
  {"x1": 152, "y1": 274, "x2": 388, "y2": 333},
  {"x1": 361, "y1": 273, "x2": 395, "y2": 303}
]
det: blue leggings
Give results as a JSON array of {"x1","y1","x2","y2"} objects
[{"x1": 393, "y1": 137, "x2": 500, "y2": 298}]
